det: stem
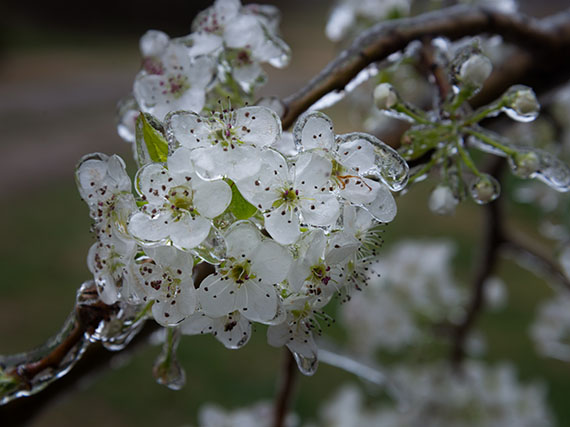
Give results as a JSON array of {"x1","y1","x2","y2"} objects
[
  {"x1": 272, "y1": 349, "x2": 297, "y2": 427},
  {"x1": 393, "y1": 103, "x2": 431, "y2": 125},
  {"x1": 450, "y1": 157, "x2": 505, "y2": 366},
  {"x1": 465, "y1": 128, "x2": 516, "y2": 156},
  {"x1": 455, "y1": 140, "x2": 482, "y2": 177}
]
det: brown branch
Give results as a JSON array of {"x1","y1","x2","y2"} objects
[
  {"x1": 281, "y1": 5, "x2": 570, "y2": 129},
  {"x1": 419, "y1": 38, "x2": 452, "y2": 102},
  {"x1": 272, "y1": 349, "x2": 297, "y2": 427},
  {"x1": 450, "y1": 157, "x2": 505, "y2": 366}
]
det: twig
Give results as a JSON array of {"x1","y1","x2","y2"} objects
[
  {"x1": 272, "y1": 349, "x2": 297, "y2": 427},
  {"x1": 450, "y1": 157, "x2": 505, "y2": 366},
  {"x1": 419, "y1": 38, "x2": 452, "y2": 102},
  {"x1": 281, "y1": 5, "x2": 570, "y2": 128}
]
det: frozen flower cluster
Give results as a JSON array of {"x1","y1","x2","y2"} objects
[
  {"x1": 118, "y1": 0, "x2": 290, "y2": 143},
  {"x1": 340, "y1": 240, "x2": 465, "y2": 357},
  {"x1": 77, "y1": 103, "x2": 408, "y2": 375},
  {"x1": 310, "y1": 362, "x2": 552, "y2": 427}
]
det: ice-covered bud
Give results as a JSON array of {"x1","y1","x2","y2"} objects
[
  {"x1": 428, "y1": 185, "x2": 458, "y2": 215},
  {"x1": 459, "y1": 54, "x2": 492, "y2": 88},
  {"x1": 469, "y1": 174, "x2": 500, "y2": 204},
  {"x1": 503, "y1": 85, "x2": 540, "y2": 122},
  {"x1": 508, "y1": 149, "x2": 540, "y2": 178},
  {"x1": 140, "y1": 30, "x2": 169, "y2": 58},
  {"x1": 374, "y1": 83, "x2": 398, "y2": 110}
]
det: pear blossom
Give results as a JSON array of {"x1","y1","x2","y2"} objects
[
  {"x1": 288, "y1": 229, "x2": 348, "y2": 301},
  {"x1": 236, "y1": 150, "x2": 340, "y2": 245},
  {"x1": 132, "y1": 246, "x2": 197, "y2": 326},
  {"x1": 166, "y1": 105, "x2": 281, "y2": 181},
  {"x1": 133, "y1": 36, "x2": 216, "y2": 120},
  {"x1": 190, "y1": 0, "x2": 290, "y2": 91},
  {"x1": 293, "y1": 111, "x2": 398, "y2": 222},
  {"x1": 267, "y1": 295, "x2": 322, "y2": 366},
  {"x1": 128, "y1": 147, "x2": 231, "y2": 251},
  {"x1": 198, "y1": 221, "x2": 292, "y2": 323},
  {"x1": 180, "y1": 310, "x2": 252, "y2": 349}
]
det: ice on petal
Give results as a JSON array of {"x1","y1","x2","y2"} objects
[
  {"x1": 362, "y1": 184, "x2": 397, "y2": 222},
  {"x1": 214, "y1": 312, "x2": 251, "y2": 349},
  {"x1": 199, "y1": 273, "x2": 238, "y2": 318},
  {"x1": 135, "y1": 163, "x2": 169, "y2": 202},
  {"x1": 193, "y1": 179, "x2": 232, "y2": 218},
  {"x1": 295, "y1": 152, "x2": 333, "y2": 190},
  {"x1": 338, "y1": 132, "x2": 409, "y2": 191},
  {"x1": 224, "y1": 221, "x2": 262, "y2": 259},
  {"x1": 265, "y1": 208, "x2": 300, "y2": 245},
  {"x1": 186, "y1": 32, "x2": 223, "y2": 57},
  {"x1": 293, "y1": 111, "x2": 335, "y2": 152},
  {"x1": 180, "y1": 312, "x2": 214, "y2": 335},
  {"x1": 166, "y1": 111, "x2": 212, "y2": 150},
  {"x1": 190, "y1": 146, "x2": 225, "y2": 181},
  {"x1": 140, "y1": 30, "x2": 169, "y2": 57},
  {"x1": 337, "y1": 176, "x2": 379, "y2": 205},
  {"x1": 128, "y1": 211, "x2": 171, "y2": 244},
  {"x1": 169, "y1": 214, "x2": 212, "y2": 250},
  {"x1": 234, "y1": 106, "x2": 282, "y2": 147},
  {"x1": 222, "y1": 145, "x2": 263, "y2": 181},
  {"x1": 300, "y1": 193, "x2": 340, "y2": 227},
  {"x1": 336, "y1": 137, "x2": 376, "y2": 172},
  {"x1": 251, "y1": 240, "x2": 292, "y2": 284},
  {"x1": 236, "y1": 281, "x2": 277, "y2": 323}
]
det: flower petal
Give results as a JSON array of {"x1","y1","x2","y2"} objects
[
  {"x1": 166, "y1": 111, "x2": 212, "y2": 150},
  {"x1": 293, "y1": 111, "x2": 335, "y2": 152},
  {"x1": 193, "y1": 178, "x2": 232, "y2": 218},
  {"x1": 265, "y1": 207, "x2": 300, "y2": 245},
  {"x1": 251, "y1": 240, "x2": 292, "y2": 284},
  {"x1": 198, "y1": 273, "x2": 237, "y2": 318},
  {"x1": 234, "y1": 106, "x2": 282, "y2": 147},
  {"x1": 236, "y1": 281, "x2": 277, "y2": 323}
]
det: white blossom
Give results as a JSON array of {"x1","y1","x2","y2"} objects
[{"x1": 198, "y1": 221, "x2": 291, "y2": 323}]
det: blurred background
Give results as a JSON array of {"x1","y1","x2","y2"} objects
[{"x1": 1, "y1": 0, "x2": 569, "y2": 425}]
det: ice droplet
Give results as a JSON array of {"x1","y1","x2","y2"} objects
[
  {"x1": 292, "y1": 350, "x2": 318, "y2": 376},
  {"x1": 153, "y1": 328, "x2": 186, "y2": 390},
  {"x1": 336, "y1": 132, "x2": 409, "y2": 192},
  {"x1": 508, "y1": 147, "x2": 570, "y2": 192},
  {"x1": 193, "y1": 227, "x2": 227, "y2": 264},
  {"x1": 502, "y1": 85, "x2": 540, "y2": 123},
  {"x1": 469, "y1": 174, "x2": 500, "y2": 204}
]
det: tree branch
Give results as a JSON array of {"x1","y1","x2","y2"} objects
[
  {"x1": 272, "y1": 349, "x2": 297, "y2": 427},
  {"x1": 281, "y1": 5, "x2": 570, "y2": 128}
]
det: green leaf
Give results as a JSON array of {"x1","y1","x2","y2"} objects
[
  {"x1": 226, "y1": 179, "x2": 257, "y2": 220},
  {"x1": 135, "y1": 113, "x2": 169, "y2": 165}
]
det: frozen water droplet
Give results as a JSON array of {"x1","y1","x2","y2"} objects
[
  {"x1": 194, "y1": 227, "x2": 227, "y2": 264},
  {"x1": 502, "y1": 85, "x2": 540, "y2": 123},
  {"x1": 153, "y1": 328, "x2": 186, "y2": 390},
  {"x1": 292, "y1": 350, "x2": 318, "y2": 376},
  {"x1": 370, "y1": 142, "x2": 409, "y2": 192},
  {"x1": 507, "y1": 148, "x2": 540, "y2": 179},
  {"x1": 508, "y1": 147, "x2": 570, "y2": 192},
  {"x1": 469, "y1": 174, "x2": 500, "y2": 204}
]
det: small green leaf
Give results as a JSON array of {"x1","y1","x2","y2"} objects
[
  {"x1": 226, "y1": 179, "x2": 257, "y2": 220},
  {"x1": 135, "y1": 113, "x2": 169, "y2": 164}
]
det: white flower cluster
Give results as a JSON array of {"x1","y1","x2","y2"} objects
[
  {"x1": 196, "y1": 401, "x2": 297, "y2": 427},
  {"x1": 118, "y1": 0, "x2": 290, "y2": 142},
  {"x1": 340, "y1": 240, "x2": 465, "y2": 357},
  {"x1": 312, "y1": 362, "x2": 552, "y2": 427},
  {"x1": 531, "y1": 292, "x2": 570, "y2": 362},
  {"x1": 77, "y1": 104, "x2": 408, "y2": 373}
]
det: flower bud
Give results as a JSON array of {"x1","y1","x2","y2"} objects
[
  {"x1": 459, "y1": 54, "x2": 492, "y2": 88},
  {"x1": 428, "y1": 185, "x2": 458, "y2": 215},
  {"x1": 508, "y1": 149, "x2": 540, "y2": 178},
  {"x1": 374, "y1": 83, "x2": 398, "y2": 110},
  {"x1": 503, "y1": 85, "x2": 540, "y2": 122},
  {"x1": 469, "y1": 174, "x2": 500, "y2": 204}
]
